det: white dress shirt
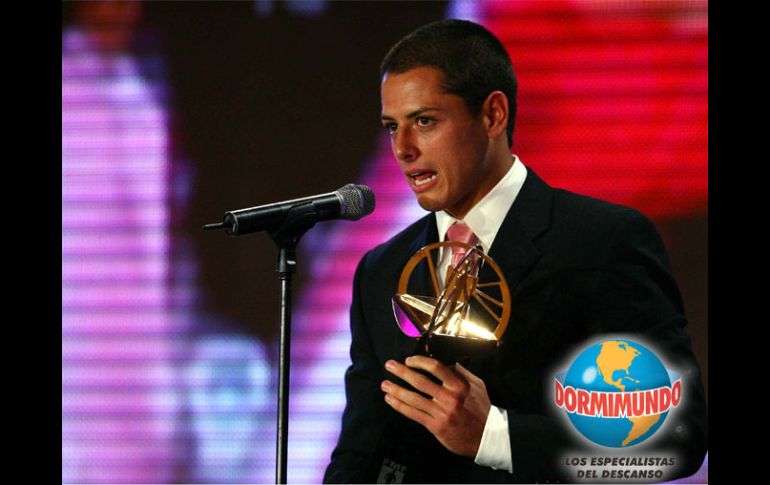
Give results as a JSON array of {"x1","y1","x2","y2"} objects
[{"x1": 434, "y1": 154, "x2": 527, "y2": 474}]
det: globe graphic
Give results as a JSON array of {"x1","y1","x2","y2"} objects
[{"x1": 560, "y1": 339, "x2": 674, "y2": 447}]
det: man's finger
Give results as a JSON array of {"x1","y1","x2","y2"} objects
[
  {"x1": 454, "y1": 362, "x2": 482, "y2": 386},
  {"x1": 384, "y1": 391, "x2": 434, "y2": 429},
  {"x1": 385, "y1": 359, "x2": 446, "y2": 398},
  {"x1": 403, "y1": 355, "x2": 467, "y2": 393},
  {"x1": 381, "y1": 379, "x2": 441, "y2": 416}
]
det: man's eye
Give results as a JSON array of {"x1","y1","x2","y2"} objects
[
  {"x1": 383, "y1": 123, "x2": 397, "y2": 134},
  {"x1": 416, "y1": 117, "x2": 434, "y2": 127}
]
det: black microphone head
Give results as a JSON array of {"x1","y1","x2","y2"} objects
[{"x1": 337, "y1": 184, "x2": 376, "y2": 220}]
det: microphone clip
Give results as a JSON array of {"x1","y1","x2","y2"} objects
[{"x1": 269, "y1": 201, "x2": 318, "y2": 275}]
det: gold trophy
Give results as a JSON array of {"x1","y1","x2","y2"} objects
[{"x1": 392, "y1": 241, "x2": 511, "y2": 363}]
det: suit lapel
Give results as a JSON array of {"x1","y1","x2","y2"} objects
[
  {"x1": 478, "y1": 167, "x2": 553, "y2": 345},
  {"x1": 393, "y1": 215, "x2": 439, "y2": 359},
  {"x1": 481, "y1": 167, "x2": 552, "y2": 291},
  {"x1": 405, "y1": 215, "x2": 439, "y2": 298}
]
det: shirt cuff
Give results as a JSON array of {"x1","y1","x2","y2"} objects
[{"x1": 474, "y1": 404, "x2": 513, "y2": 474}]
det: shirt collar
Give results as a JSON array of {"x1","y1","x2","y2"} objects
[{"x1": 435, "y1": 154, "x2": 528, "y2": 252}]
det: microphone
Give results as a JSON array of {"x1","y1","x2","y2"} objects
[{"x1": 203, "y1": 183, "x2": 375, "y2": 236}]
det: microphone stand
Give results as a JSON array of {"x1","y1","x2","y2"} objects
[
  {"x1": 267, "y1": 202, "x2": 318, "y2": 485},
  {"x1": 204, "y1": 200, "x2": 331, "y2": 483}
]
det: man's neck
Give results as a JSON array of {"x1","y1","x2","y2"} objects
[
  {"x1": 446, "y1": 150, "x2": 514, "y2": 220},
  {"x1": 436, "y1": 154, "x2": 527, "y2": 252}
]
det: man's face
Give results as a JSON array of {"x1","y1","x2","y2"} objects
[{"x1": 381, "y1": 67, "x2": 496, "y2": 218}]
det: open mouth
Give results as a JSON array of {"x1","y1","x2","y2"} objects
[{"x1": 410, "y1": 170, "x2": 437, "y2": 187}]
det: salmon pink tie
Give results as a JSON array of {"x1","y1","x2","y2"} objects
[{"x1": 446, "y1": 222, "x2": 480, "y2": 268}]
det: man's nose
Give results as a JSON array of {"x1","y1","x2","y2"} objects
[{"x1": 394, "y1": 127, "x2": 418, "y2": 162}]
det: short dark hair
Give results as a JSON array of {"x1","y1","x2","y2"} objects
[{"x1": 381, "y1": 19, "x2": 518, "y2": 148}]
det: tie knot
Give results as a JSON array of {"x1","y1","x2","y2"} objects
[
  {"x1": 445, "y1": 223, "x2": 479, "y2": 269},
  {"x1": 446, "y1": 222, "x2": 478, "y2": 246}
]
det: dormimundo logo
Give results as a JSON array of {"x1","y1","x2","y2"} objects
[{"x1": 554, "y1": 339, "x2": 681, "y2": 447}]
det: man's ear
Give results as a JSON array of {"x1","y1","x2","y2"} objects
[{"x1": 482, "y1": 91, "x2": 509, "y2": 141}]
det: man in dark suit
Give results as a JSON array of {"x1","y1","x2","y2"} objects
[{"x1": 324, "y1": 19, "x2": 707, "y2": 483}]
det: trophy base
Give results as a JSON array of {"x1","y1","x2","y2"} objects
[{"x1": 419, "y1": 333, "x2": 500, "y2": 366}]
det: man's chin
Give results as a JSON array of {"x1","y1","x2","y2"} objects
[{"x1": 415, "y1": 195, "x2": 448, "y2": 213}]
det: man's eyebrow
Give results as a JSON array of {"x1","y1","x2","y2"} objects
[{"x1": 381, "y1": 107, "x2": 441, "y2": 121}]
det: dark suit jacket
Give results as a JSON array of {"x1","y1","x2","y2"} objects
[{"x1": 324, "y1": 167, "x2": 708, "y2": 483}]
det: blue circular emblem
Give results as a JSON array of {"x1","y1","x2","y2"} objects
[{"x1": 554, "y1": 339, "x2": 681, "y2": 447}]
